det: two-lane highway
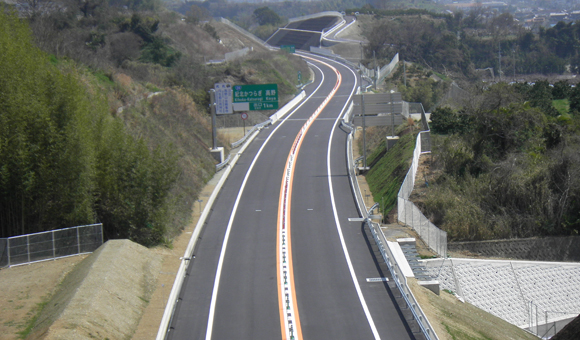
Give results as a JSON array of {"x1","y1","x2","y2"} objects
[{"x1": 167, "y1": 54, "x2": 415, "y2": 340}]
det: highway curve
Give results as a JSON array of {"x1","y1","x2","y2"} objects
[{"x1": 166, "y1": 53, "x2": 415, "y2": 340}]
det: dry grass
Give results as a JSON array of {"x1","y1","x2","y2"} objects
[{"x1": 408, "y1": 278, "x2": 538, "y2": 340}]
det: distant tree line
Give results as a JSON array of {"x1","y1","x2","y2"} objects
[
  {"x1": 0, "y1": 9, "x2": 178, "y2": 245},
  {"x1": 359, "y1": 8, "x2": 580, "y2": 77}
]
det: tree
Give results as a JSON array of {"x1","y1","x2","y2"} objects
[
  {"x1": 527, "y1": 81, "x2": 559, "y2": 117},
  {"x1": 569, "y1": 85, "x2": 580, "y2": 114},
  {"x1": 0, "y1": 8, "x2": 181, "y2": 245},
  {"x1": 430, "y1": 106, "x2": 472, "y2": 135},
  {"x1": 108, "y1": 32, "x2": 143, "y2": 66},
  {"x1": 552, "y1": 80, "x2": 570, "y2": 100},
  {"x1": 253, "y1": 7, "x2": 281, "y2": 26},
  {"x1": 186, "y1": 4, "x2": 210, "y2": 25}
]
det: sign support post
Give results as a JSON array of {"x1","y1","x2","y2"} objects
[{"x1": 210, "y1": 89, "x2": 217, "y2": 150}]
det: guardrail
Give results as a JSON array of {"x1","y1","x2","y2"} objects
[
  {"x1": 345, "y1": 113, "x2": 438, "y2": 340},
  {"x1": 270, "y1": 91, "x2": 306, "y2": 124},
  {"x1": 321, "y1": 19, "x2": 346, "y2": 38},
  {"x1": 230, "y1": 120, "x2": 270, "y2": 149},
  {"x1": 215, "y1": 154, "x2": 231, "y2": 172},
  {"x1": 229, "y1": 90, "x2": 307, "y2": 150},
  {"x1": 156, "y1": 125, "x2": 261, "y2": 340},
  {"x1": 367, "y1": 220, "x2": 439, "y2": 340}
]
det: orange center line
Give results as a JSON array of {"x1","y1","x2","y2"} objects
[{"x1": 277, "y1": 56, "x2": 342, "y2": 340}]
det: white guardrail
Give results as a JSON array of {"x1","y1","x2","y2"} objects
[
  {"x1": 156, "y1": 90, "x2": 307, "y2": 340},
  {"x1": 344, "y1": 106, "x2": 439, "y2": 340},
  {"x1": 229, "y1": 91, "x2": 306, "y2": 150}
]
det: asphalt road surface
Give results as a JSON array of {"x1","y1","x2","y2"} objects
[{"x1": 167, "y1": 53, "x2": 415, "y2": 340}]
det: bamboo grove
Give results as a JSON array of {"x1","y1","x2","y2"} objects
[{"x1": 0, "y1": 9, "x2": 179, "y2": 246}]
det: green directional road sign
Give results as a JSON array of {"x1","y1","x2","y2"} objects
[
  {"x1": 233, "y1": 84, "x2": 279, "y2": 111},
  {"x1": 280, "y1": 45, "x2": 295, "y2": 53}
]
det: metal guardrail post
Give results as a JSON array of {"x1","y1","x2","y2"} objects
[{"x1": 365, "y1": 220, "x2": 438, "y2": 340}]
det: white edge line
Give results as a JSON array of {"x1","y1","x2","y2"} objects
[
  {"x1": 205, "y1": 63, "x2": 327, "y2": 340},
  {"x1": 155, "y1": 123, "x2": 258, "y2": 340},
  {"x1": 325, "y1": 61, "x2": 382, "y2": 339}
]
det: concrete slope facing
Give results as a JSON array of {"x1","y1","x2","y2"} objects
[
  {"x1": 28, "y1": 240, "x2": 161, "y2": 340},
  {"x1": 266, "y1": 16, "x2": 341, "y2": 50}
]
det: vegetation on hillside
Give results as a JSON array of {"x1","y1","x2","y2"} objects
[
  {"x1": 358, "y1": 120, "x2": 422, "y2": 221},
  {"x1": 172, "y1": 0, "x2": 368, "y2": 31},
  {"x1": 363, "y1": 129, "x2": 417, "y2": 218},
  {"x1": 0, "y1": 9, "x2": 177, "y2": 245},
  {"x1": 1, "y1": 0, "x2": 308, "y2": 246},
  {"x1": 418, "y1": 82, "x2": 580, "y2": 241},
  {"x1": 357, "y1": 8, "x2": 580, "y2": 78}
]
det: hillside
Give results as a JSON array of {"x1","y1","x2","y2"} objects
[{"x1": 0, "y1": 2, "x2": 309, "y2": 245}]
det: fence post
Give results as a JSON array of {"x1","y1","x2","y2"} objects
[
  {"x1": 536, "y1": 303, "x2": 539, "y2": 335},
  {"x1": 27, "y1": 235, "x2": 30, "y2": 264},
  {"x1": 7, "y1": 238, "x2": 10, "y2": 267},
  {"x1": 77, "y1": 226, "x2": 80, "y2": 254},
  {"x1": 100, "y1": 224, "x2": 104, "y2": 246},
  {"x1": 406, "y1": 200, "x2": 410, "y2": 226},
  {"x1": 411, "y1": 202, "x2": 414, "y2": 232},
  {"x1": 52, "y1": 230, "x2": 56, "y2": 260}
]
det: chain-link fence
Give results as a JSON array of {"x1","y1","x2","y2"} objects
[
  {"x1": 0, "y1": 223, "x2": 103, "y2": 268},
  {"x1": 397, "y1": 130, "x2": 447, "y2": 257},
  {"x1": 398, "y1": 198, "x2": 447, "y2": 257}
]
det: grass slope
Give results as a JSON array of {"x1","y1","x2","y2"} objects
[
  {"x1": 409, "y1": 279, "x2": 539, "y2": 340},
  {"x1": 365, "y1": 132, "x2": 416, "y2": 216}
]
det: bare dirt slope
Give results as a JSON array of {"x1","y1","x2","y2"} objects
[
  {"x1": 27, "y1": 240, "x2": 161, "y2": 340},
  {"x1": 0, "y1": 256, "x2": 87, "y2": 340}
]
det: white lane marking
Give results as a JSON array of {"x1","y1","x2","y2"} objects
[
  {"x1": 307, "y1": 209, "x2": 314, "y2": 211},
  {"x1": 325, "y1": 63, "x2": 382, "y2": 339},
  {"x1": 366, "y1": 278, "x2": 389, "y2": 282},
  {"x1": 204, "y1": 62, "x2": 327, "y2": 340},
  {"x1": 278, "y1": 60, "x2": 335, "y2": 340},
  {"x1": 256, "y1": 210, "x2": 262, "y2": 212}
]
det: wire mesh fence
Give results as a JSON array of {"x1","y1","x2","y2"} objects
[
  {"x1": 0, "y1": 223, "x2": 103, "y2": 268},
  {"x1": 398, "y1": 198, "x2": 447, "y2": 257},
  {"x1": 397, "y1": 131, "x2": 447, "y2": 258}
]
